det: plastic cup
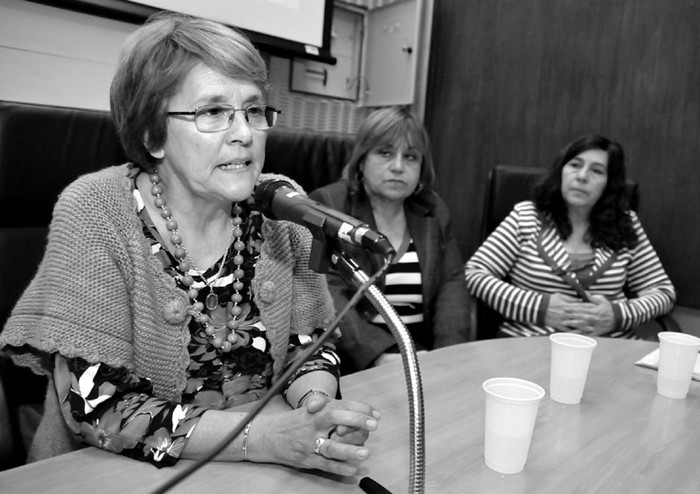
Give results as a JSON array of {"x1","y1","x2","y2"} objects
[
  {"x1": 657, "y1": 331, "x2": 700, "y2": 399},
  {"x1": 482, "y1": 377, "x2": 545, "y2": 474},
  {"x1": 549, "y1": 333, "x2": 598, "y2": 405}
]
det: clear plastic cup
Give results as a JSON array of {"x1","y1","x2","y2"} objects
[
  {"x1": 657, "y1": 331, "x2": 700, "y2": 399},
  {"x1": 482, "y1": 377, "x2": 545, "y2": 474},
  {"x1": 549, "y1": 333, "x2": 598, "y2": 405}
]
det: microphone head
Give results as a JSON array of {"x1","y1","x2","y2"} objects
[
  {"x1": 254, "y1": 179, "x2": 294, "y2": 219},
  {"x1": 254, "y1": 178, "x2": 396, "y2": 261}
]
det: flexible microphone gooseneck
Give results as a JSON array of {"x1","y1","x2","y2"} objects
[
  {"x1": 331, "y1": 252, "x2": 425, "y2": 493},
  {"x1": 151, "y1": 258, "x2": 392, "y2": 494}
]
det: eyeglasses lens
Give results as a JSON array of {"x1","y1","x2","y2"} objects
[{"x1": 195, "y1": 105, "x2": 277, "y2": 132}]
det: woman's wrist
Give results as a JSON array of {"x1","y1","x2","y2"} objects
[
  {"x1": 240, "y1": 414, "x2": 265, "y2": 463},
  {"x1": 285, "y1": 370, "x2": 338, "y2": 409}
]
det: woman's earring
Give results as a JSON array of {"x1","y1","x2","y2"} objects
[
  {"x1": 149, "y1": 148, "x2": 165, "y2": 160},
  {"x1": 355, "y1": 169, "x2": 364, "y2": 184},
  {"x1": 144, "y1": 131, "x2": 165, "y2": 160},
  {"x1": 412, "y1": 181, "x2": 425, "y2": 196}
]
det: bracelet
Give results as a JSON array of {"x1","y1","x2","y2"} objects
[
  {"x1": 242, "y1": 420, "x2": 252, "y2": 461},
  {"x1": 296, "y1": 389, "x2": 330, "y2": 409}
]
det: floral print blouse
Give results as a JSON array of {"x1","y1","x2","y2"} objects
[{"x1": 53, "y1": 173, "x2": 340, "y2": 467}]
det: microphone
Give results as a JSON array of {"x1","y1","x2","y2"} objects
[{"x1": 254, "y1": 179, "x2": 396, "y2": 260}]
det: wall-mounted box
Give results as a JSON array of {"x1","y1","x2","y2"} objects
[
  {"x1": 290, "y1": 5, "x2": 363, "y2": 101},
  {"x1": 360, "y1": 0, "x2": 419, "y2": 107},
  {"x1": 290, "y1": 0, "x2": 427, "y2": 108}
]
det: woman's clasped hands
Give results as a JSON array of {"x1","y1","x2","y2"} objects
[
  {"x1": 250, "y1": 394, "x2": 380, "y2": 477},
  {"x1": 545, "y1": 292, "x2": 615, "y2": 336}
]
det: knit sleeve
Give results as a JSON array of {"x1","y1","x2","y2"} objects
[
  {"x1": 288, "y1": 221, "x2": 336, "y2": 332},
  {"x1": 253, "y1": 173, "x2": 336, "y2": 381},
  {"x1": 0, "y1": 172, "x2": 138, "y2": 375},
  {"x1": 464, "y1": 203, "x2": 546, "y2": 324},
  {"x1": 256, "y1": 172, "x2": 336, "y2": 333}
]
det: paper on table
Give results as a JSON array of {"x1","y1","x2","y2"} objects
[{"x1": 635, "y1": 348, "x2": 700, "y2": 381}]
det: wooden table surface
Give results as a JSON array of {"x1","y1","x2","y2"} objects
[{"x1": 1, "y1": 337, "x2": 699, "y2": 494}]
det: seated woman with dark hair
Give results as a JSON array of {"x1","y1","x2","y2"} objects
[
  {"x1": 465, "y1": 134, "x2": 676, "y2": 338},
  {"x1": 310, "y1": 107, "x2": 471, "y2": 373}
]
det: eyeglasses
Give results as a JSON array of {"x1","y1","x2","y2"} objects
[{"x1": 167, "y1": 104, "x2": 281, "y2": 132}]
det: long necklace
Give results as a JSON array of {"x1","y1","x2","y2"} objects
[
  {"x1": 149, "y1": 171, "x2": 247, "y2": 352},
  {"x1": 188, "y1": 223, "x2": 235, "y2": 311}
]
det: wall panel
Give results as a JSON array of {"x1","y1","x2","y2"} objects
[{"x1": 426, "y1": 0, "x2": 700, "y2": 308}]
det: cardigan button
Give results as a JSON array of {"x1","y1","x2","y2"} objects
[
  {"x1": 163, "y1": 297, "x2": 189, "y2": 324},
  {"x1": 258, "y1": 281, "x2": 277, "y2": 303}
]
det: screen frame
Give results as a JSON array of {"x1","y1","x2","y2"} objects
[{"x1": 27, "y1": 0, "x2": 337, "y2": 64}]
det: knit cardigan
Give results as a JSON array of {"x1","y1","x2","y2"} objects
[{"x1": 0, "y1": 164, "x2": 335, "y2": 460}]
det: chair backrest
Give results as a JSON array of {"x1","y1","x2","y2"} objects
[
  {"x1": 0, "y1": 101, "x2": 118, "y2": 466},
  {"x1": 475, "y1": 165, "x2": 640, "y2": 339},
  {"x1": 0, "y1": 101, "x2": 127, "y2": 326}
]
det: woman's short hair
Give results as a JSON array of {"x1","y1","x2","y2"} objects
[
  {"x1": 343, "y1": 106, "x2": 436, "y2": 199},
  {"x1": 534, "y1": 133, "x2": 637, "y2": 250},
  {"x1": 110, "y1": 11, "x2": 269, "y2": 169}
]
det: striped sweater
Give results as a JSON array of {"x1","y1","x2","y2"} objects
[{"x1": 464, "y1": 201, "x2": 676, "y2": 338}]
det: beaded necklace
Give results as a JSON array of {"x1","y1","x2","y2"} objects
[{"x1": 149, "y1": 171, "x2": 247, "y2": 352}]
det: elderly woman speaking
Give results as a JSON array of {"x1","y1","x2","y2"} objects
[{"x1": 0, "y1": 12, "x2": 378, "y2": 476}]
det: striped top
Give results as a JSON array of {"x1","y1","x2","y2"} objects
[
  {"x1": 371, "y1": 239, "x2": 426, "y2": 347},
  {"x1": 465, "y1": 201, "x2": 676, "y2": 338}
]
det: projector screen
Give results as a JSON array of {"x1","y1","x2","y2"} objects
[
  {"x1": 29, "y1": 0, "x2": 335, "y2": 63},
  {"x1": 129, "y1": 0, "x2": 327, "y2": 49}
]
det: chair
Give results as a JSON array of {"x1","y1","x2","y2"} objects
[
  {"x1": 474, "y1": 164, "x2": 677, "y2": 340},
  {"x1": 0, "y1": 101, "x2": 127, "y2": 468},
  {"x1": 0, "y1": 233, "x2": 46, "y2": 468}
]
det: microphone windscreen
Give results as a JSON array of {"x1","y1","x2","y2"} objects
[{"x1": 254, "y1": 179, "x2": 294, "y2": 218}]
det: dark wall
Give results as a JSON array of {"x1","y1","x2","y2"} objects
[{"x1": 425, "y1": 0, "x2": 700, "y2": 309}]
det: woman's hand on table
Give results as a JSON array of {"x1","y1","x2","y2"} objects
[
  {"x1": 307, "y1": 395, "x2": 377, "y2": 447},
  {"x1": 250, "y1": 394, "x2": 380, "y2": 476}
]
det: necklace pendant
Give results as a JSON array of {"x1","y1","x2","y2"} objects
[{"x1": 205, "y1": 292, "x2": 219, "y2": 311}]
